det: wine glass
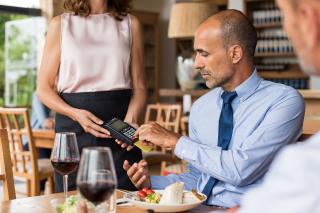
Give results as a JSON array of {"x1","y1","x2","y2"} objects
[
  {"x1": 77, "y1": 147, "x2": 117, "y2": 212},
  {"x1": 51, "y1": 132, "x2": 80, "y2": 200}
]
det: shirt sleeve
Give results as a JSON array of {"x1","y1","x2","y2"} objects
[
  {"x1": 174, "y1": 91, "x2": 305, "y2": 187},
  {"x1": 150, "y1": 164, "x2": 201, "y2": 190}
]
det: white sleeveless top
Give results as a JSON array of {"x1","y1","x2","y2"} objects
[{"x1": 57, "y1": 13, "x2": 132, "y2": 93}]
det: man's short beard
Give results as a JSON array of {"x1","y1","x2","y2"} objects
[{"x1": 207, "y1": 72, "x2": 234, "y2": 89}]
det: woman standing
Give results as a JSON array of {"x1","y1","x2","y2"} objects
[{"x1": 37, "y1": 0, "x2": 147, "y2": 191}]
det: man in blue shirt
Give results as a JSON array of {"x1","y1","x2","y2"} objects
[{"x1": 122, "y1": 9, "x2": 305, "y2": 207}]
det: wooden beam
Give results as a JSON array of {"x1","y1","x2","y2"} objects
[
  {"x1": 40, "y1": 0, "x2": 65, "y2": 22},
  {"x1": 192, "y1": 0, "x2": 228, "y2": 6}
]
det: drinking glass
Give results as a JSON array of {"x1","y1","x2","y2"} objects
[
  {"x1": 51, "y1": 132, "x2": 80, "y2": 200},
  {"x1": 77, "y1": 147, "x2": 117, "y2": 212}
]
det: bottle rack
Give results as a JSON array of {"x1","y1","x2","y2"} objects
[
  {"x1": 244, "y1": 0, "x2": 309, "y2": 89},
  {"x1": 131, "y1": 10, "x2": 160, "y2": 103}
]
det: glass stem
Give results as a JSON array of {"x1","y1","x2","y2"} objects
[{"x1": 63, "y1": 174, "x2": 68, "y2": 200}]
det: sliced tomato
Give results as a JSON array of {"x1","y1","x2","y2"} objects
[
  {"x1": 142, "y1": 187, "x2": 149, "y2": 193},
  {"x1": 138, "y1": 190, "x2": 147, "y2": 198},
  {"x1": 146, "y1": 189, "x2": 155, "y2": 195}
]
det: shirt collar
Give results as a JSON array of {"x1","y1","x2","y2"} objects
[{"x1": 234, "y1": 69, "x2": 262, "y2": 102}]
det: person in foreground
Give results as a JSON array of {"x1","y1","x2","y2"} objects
[
  {"x1": 122, "y1": 9, "x2": 305, "y2": 208},
  {"x1": 227, "y1": 0, "x2": 320, "y2": 212}
]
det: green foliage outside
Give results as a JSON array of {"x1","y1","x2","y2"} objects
[{"x1": 0, "y1": 13, "x2": 29, "y2": 106}]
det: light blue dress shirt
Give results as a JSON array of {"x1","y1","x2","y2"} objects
[{"x1": 150, "y1": 71, "x2": 305, "y2": 208}]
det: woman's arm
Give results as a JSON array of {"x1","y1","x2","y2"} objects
[
  {"x1": 124, "y1": 15, "x2": 147, "y2": 124},
  {"x1": 36, "y1": 16, "x2": 109, "y2": 138}
]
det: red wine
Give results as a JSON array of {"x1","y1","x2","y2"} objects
[
  {"x1": 51, "y1": 160, "x2": 79, "y2": 175},
  {"x1": 78, "y1": 181, "x2": 116, "y2": 205}
]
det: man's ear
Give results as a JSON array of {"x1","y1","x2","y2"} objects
[
  {"x1": 229, "y1": 45, "x2": 243, "y2": 64},
  {"x1": 298, "y1": 3, "x2": 320, "y2": 49}
]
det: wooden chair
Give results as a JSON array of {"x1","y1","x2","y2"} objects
[
  {"x1": 145, "y1": 103, "x2": 181, "y2": 133},
  {"x1": 0, "y1": 129, "x2": 16, "y2": 201},
  {"x1": 0, "y1": 107, "x2": 54, "y2": 196},
  {"x1": 180, "y1": 115, "x2": 189, "y2": 136},
  {"x1": 143, "y1": 103, "x2": 186, "y2": 175}
]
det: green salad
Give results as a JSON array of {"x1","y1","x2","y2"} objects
[{"x1": 56, "y1": 195, "x2": 95, "y2": 213}]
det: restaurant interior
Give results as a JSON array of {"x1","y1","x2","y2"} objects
[{"x1": 0, "y1": 0, "x2": 319, "y2": 212}]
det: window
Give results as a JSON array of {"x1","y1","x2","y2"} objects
[{"x1": 0, "y1": 2, "x2": 44, "y2": 107}]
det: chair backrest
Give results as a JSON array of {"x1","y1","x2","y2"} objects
[
  {"x1": 145, "y1": 103, "x2": 182, "y2": 133},
  {"x1": 0, "y1": 108, "x2": 39, "y2": 178},
  {"x1": 144, "y1": 103, "x2": 182, "y2": 175},
  {"x1": 0, "y1": 129, "x2": 16, "y2": 201}
]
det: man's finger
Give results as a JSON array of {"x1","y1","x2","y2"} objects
[
  {"x1": 139, "y1": 160, "x2": 148, "y2": 167},
  {"x1": 135, "y1": 124, "x2": 150, "y2": 135},
  {"x1": 126, "y1": 163, "x2": 139, "y2": 177},
  {"x1": 135, "y1": 175, "x2": 146, "y2": 188},
  {"x1": 131, "y1": 168, "x2": 144, "y2": 183},
  {"x1": 142, "y1": 141, "x2": 152, "y2": 146}
]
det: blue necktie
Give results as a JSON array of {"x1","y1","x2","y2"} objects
[{"x1": 202, "y1": 91, "x2": 238, "y2": 204}]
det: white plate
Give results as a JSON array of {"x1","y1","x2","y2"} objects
[{"x1": 124, "y1": 190, "x2": 207, "y2": 212}]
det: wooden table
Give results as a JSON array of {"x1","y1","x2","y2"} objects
[
  {"x1": 32, "y1": 129, "x2": 55, "y2": 149},
  {"x1": 0, "y1": 191, "x2": 222, "y2": 213}
]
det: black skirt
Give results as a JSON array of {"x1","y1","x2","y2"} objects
[{"x1": 54, "y1": 90, "x2": 142, "y2": 191}]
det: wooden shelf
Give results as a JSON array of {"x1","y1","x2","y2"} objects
[
  {"x1": 159, "y1": 88, "x2": 320, "y2": 99},
  {"x1": 255, "y1": 52, "x2": 296, "y2": 57},
  {"x1": 244, "y1": 0, "x2": 309, "y2": 89},
  {"x1": 159, "y1": 89, "x2": 209, "y2": 98},
  {"x1": 258, "y1": 70, "x2": 309, "y2": 79},
  {"x1": 300, "y1": 90, "x2": 320, "y2": 99},
  {"x1": 192, "y1": 0, "x2": 227, "y2": 6},
  {"x1": 132, "y1": 10, "x2": 160, "y2": 103},
  {"x1": 254, "y1": 23, "x2": 282, "y2": 29}
]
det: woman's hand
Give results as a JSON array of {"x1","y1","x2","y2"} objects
[
  {"x1": 116, "y1": 122, "x2": 138, "y2": 151},
  {"x1": 73, "y1": 108, "x2": 111, "y2": 138}
]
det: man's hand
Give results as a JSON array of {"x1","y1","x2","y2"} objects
[
  {"x1": 73, "y1": 108, "x2": 111, "y2": 138},
  {"x1": 136, "y1": 122, "x2": 181, "y2": 148},
  {"x1": 123, "y1": 160, "x2": 151, "y2": 189}
]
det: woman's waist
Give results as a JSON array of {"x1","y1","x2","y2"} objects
[
  {"x1": 59, "y1": 89, "x2": 132, "y2": 102},
  {"x1": 56, "y1": 90, "x2": 132, "y2": 131},
  {"x1": 57, "y1": 82, "x2": 132, "y2": 94}
]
